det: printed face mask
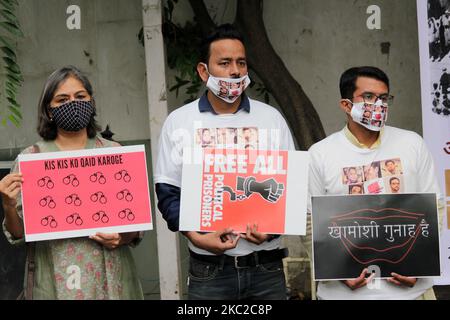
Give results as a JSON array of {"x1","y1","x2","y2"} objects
[
  {"x1": 51, "y1": 100, "x2": 94, "y2": 132},
  {"x1": 349, "y1": 99, "x2": 388, "y2": 131},
  {"x1": 203, "y1": 64, "x2": 251, "y2": 104}
]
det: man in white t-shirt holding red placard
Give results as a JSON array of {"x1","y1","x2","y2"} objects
[{"x1": 154, "y1": 24, "x2": 296, "y2": 300}]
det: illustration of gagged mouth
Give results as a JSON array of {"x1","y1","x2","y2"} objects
[{"x1": 329, "y1": 208, "x2": 428, "y2": 265}]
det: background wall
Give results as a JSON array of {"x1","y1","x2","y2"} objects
[
  {"x1": 0, "y1": 0, "x2": 149, "y2": 151},
  {"x1": 167, "y1": 0, "x2": 422, "y2": 136}
]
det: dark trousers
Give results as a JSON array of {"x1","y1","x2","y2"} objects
[{"x1": 187, "y1": 252, "x2": 287, "y2": 300}]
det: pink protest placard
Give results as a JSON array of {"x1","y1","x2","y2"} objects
[{"x1": 18, "y1": 145, "x2": 152, "y2": 242}]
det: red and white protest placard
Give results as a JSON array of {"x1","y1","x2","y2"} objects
[
  {"x1": 18, "y1": 145, "x2": 152, "y2": 242},
  {"x1": 180, "y1": 148, "x2": 308, "y2": 235}
]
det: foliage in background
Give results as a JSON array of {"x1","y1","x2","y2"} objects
[
  {"x1": 139, "y1": 0, "x2": 270, "y2": 104},
  {"x1": 0, "y1": 0, "x2": 23, "y2": 127}
]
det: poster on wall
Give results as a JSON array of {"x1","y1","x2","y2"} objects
[
  {"x1": 19, "y1": 145, "x2": 153, "y2": 242},
  {"x1": 417, "y1": 0, "x2": 450, "y2": 284},
  {"x1": 312, "y1": 193, "x2": 441, "y2": 280},
  {"x1": 179, "y1": 148, "x2": 309, "y2": 235}
]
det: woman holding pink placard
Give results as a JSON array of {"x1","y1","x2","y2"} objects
[{"x1": 0, "y1": 66, "x2": 143, "y2": 300}]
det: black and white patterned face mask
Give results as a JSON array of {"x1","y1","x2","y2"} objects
[{"x1": 51, "y1": 100, "x2": 94, "y2": 132}]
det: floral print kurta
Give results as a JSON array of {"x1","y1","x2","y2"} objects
[{"x1": 2, "y1": 137, "x2": 144, "y2": 299}]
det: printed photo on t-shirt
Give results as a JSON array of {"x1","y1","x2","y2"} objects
[
  {"x1": 342, "y1": 166, "x2": 364, "y2": 185},
  {"x1": 363, "y1": 162, "x2": 382, "y2": 181},
  {"x1": 341, "y1": 158, "x2": 405, "y2": 195},
  {"x1": 363, "y1": 178, "x2": 385, "y2": 194},
  {"x1": 215, "y1": 128, "x2": 238, "y2": 146},
  {"x1": 349, "y1": 183, "x2": 364, "y2": 195},
  {"x1": 380, "y1": 158, "x2": 403, "y2": 177},
  {"x1": 195, "y1": 127, "x2": 258, "y2": 149},
  {"x1": 195, "y1": 128, "x2": 216, "y2": 148},
  {"x1": 238, "y1": 127, "x2": 259, "y2": 150},
  {"x1": 384, "y1": 175, "x2": 404, "y2": 194}
]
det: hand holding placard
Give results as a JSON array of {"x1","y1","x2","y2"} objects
[
  {"x1": 342, "y1": 268, "x2": 374, "y2": 290},
  {"x1": 184, "y1": 228, "x2": 241, "y2": 255},
  {"x1": 387, "y1": 273, "x2": 417, "y2": 287},
  {"x1": 240, "y1": 223, "x2": 270, "y2": 245}
]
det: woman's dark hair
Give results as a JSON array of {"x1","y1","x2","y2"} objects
[
  {"x1": 339, "y1": 66, "x2": 390, "y2": 100},
  {"x1": 37, "y1": 65, "x2": 101, "y2": 140},
  {"x1": 199, "y1": 24, "x2": 245, "y2": 65}
]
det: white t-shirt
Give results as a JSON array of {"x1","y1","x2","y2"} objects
[
  {"x1": 154, "y1": 97, "x2": 296, "y2": 256},
  {"x1": 308, "y1": 126, "x2": 443, "y2": 300}
]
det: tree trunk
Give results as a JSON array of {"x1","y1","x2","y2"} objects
[{"x1": 189, "y1": 0, "x2": 326, "y2": 150}]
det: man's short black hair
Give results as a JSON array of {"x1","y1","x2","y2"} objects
[
  {"x1": 339, "y1": 66, "x2": 390, "y2": 100},
  {"x1": 199, "y1": 24, "x2": 245, "y2": 65}
]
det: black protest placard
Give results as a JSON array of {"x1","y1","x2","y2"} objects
[{"x1": 312, "y1": 193, "x2": 440, "y2": 280}]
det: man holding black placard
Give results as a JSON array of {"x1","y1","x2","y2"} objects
[{"x1": 308, "y1": 66, "x2": 444, "y2": 300}]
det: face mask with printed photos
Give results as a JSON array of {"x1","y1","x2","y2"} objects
[
  {"x1": 50, "y1": 100, "x2": 94, "y2": 132},
  {"x1": 202, "y1": 64, "x2": 251, "y2": 104},
  {"x1": 349, "y1": 100, "x2": 388, "y2": 132}
]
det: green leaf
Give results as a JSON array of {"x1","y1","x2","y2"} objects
[
  {"x1": 7, "y1": 96, "x2": 19, "y2": 107},
  {"x1": 0, "y1": 0, "x2": 15, "y2": 12},
  {"x1": 170, "y1": 79, "x2": 189, "y2": 90},
  {"x1": 0, "y1": 9, "x2": 18, "y2": 24},
  {"x1": 0, "y1": 21, "x2": 23, "y2": 37},
  {"x1": 7, "y1": 113, "x2": 19, "y2": 127},
  {"x1": 6, "y1": 88, "x2": 14, "y2": 98},
  {"x1": 6, "y1": 80, "x2": 17, "y2": 92},
  {"x1": 6, "y1": 70, "x2": 23, "y2": 81},
  {"x1": 5, "y1": 63, "x2": 21, "y2": 75},
  {"x1": 8, "y1": 105, "x2": 21, "y2": 119},
  {"x1": 6, "y1": 73, "x2": 21, "y2": 85},
  {"x1": 0, "y1": 36, "x2": 14, "y2": 48},
  {"x1": 1, "y1": 47, "x2": 16, "y2": 60},
  {"x1": 1, "y1": 117, "x2": 7, "y2": 126},
  {"x1": 8, "y1": 0, "x2": 19, "y2": 6}
]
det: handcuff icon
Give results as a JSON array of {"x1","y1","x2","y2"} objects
[
  {"x1": 114, "y1": 170, "x2": 131, "y2": 183},
  {"x1": 116, "y1": 189, "x2": 133, "y2": 202},
  {"x1": 118, "y1": 208, "x2": 135, "y2": 221},
  {"x1": 90, "y1": 191, "x2": 107, "y2": 204},
  {"x1": 92, "y1": 211, "x2": 109, "y2": 223},
  {"x1": 41, "y1": 215, "x2": 57, "y2": 228},
  {"x1": 63, "y1": 174, "x2": 80, "y2": 187},
  {"x1": 90, "y1": 171, "x2": 106, "y2": 184},
  {"x1": 65, "y1": 193, "x2": 82, "y2": 206},
  {"x1": 37, "y1": 176, "x2": 54, "y2": 189},
  {"x1": 66, "y1": 213, "x2": 83, "y2": 226},
  {"x1": 39, "y1": 196, "x2": 56, "y2": 209}
]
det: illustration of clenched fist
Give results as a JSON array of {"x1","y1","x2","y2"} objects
[{"x1": 236, "y1": 177, "x2": 284, "y2": 203}]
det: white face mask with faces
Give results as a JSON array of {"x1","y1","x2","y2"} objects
[
  {"x1": 202, "y1": 64, "x2": 251, "y2": 104},
  {"x1": 348, "y1": 99, "x2": 388, "y2": 132}
]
